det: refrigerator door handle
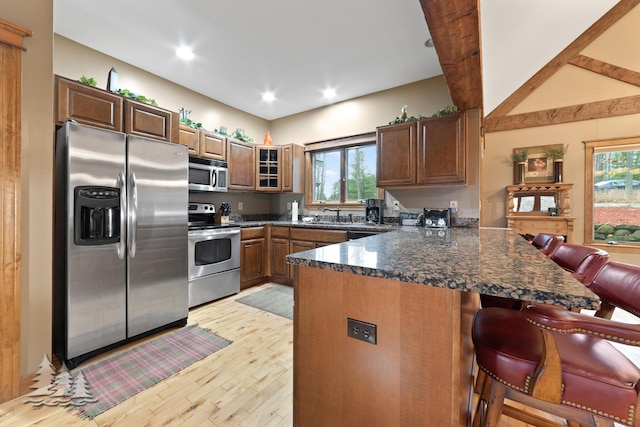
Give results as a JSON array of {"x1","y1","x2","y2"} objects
[
  {"x1": 128, "y1": 172, "x2": 138, "y2": 257},
  {"x1": 117, "y1": 171, "x2": 127, "y2": 260}
]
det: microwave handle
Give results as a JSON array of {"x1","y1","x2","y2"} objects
[{"x1": 211, "y1": 169, "x2": 217, "y2": 188}]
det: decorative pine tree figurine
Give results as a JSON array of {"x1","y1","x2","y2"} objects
[{"x1": 23, "y1": 354, "x2": 56, "y2": 405}]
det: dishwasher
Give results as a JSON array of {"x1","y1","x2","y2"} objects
[{"x1": 347, "y1": 231, "x2": 380, "y2": 240}]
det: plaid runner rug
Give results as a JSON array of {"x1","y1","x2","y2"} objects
[{"x1": 75, "y1": 324, "x2": 231, "y2": 419}]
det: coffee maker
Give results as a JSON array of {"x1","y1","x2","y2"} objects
[{"x1": 365, "y1": 199, "x2": 384, "y2": 224}]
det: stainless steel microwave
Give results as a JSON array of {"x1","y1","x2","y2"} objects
[{"x1": 188, "y1": 157, "x2": 228, "y2": 192}]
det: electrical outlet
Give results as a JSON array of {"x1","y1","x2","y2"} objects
[
  {"x1": 238, "y1": 202, "x2": 244, "y2": 211},
  {"x1": 287, "y1": 202, "x2": 291, "y2": 210},
  {"x1": 347, "y1": 318, "x2": 377, "y2": 345},
  {"x1": 449, "y1": 200, "x2": 458, "y2": 209},
  {"x1": 392, "y1": 201, "x2": 400, "y2": 211}
]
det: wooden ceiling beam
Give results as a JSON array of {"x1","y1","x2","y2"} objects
[
  {"x1": 568, "y1": 54, "x2": 640, "y2": 87},
  {"x1": 486, "y1": 0, "x2": 640, "y2": 121},
  {"x1": 419, "y1": 0, "x2": 482, "y2": 111},
  {"x1": 484, "y1": 94, "x2": 640, "y2": 133}
]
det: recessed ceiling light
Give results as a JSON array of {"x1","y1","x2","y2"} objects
[
  {"x1": 323, "y1": 88, "x2": 336, "y2": 99},
  {"x1": 176, "y1": 46, "x2": 194, "y2": 60},
  {"x1": 262, "y1": 92, "x2": 276, "y2": 102}
]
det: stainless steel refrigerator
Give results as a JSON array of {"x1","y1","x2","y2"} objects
[{"x1": 54, "y1": 121, "x2": 188, "y2": 368}]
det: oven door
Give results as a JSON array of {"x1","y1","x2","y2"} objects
[{"x1": 188, "y1": 227, "x2": 240, "y2": 279}]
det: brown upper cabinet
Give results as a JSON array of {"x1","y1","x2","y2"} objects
[
  {"x1": 178, "y1": 125, "x2": 227, "y2": 161},
  {"x1": 124, "y1": 98, "x2": 176, "y2": 144},
  {"x1": 376, "y1": 112, "x2": 467, "y2": 188},
  {"x1": 56, "y1": 75, "x2": 123, "y2": 132},
  {"x1": 227, "y1": 138, "x2": 256, "y2": 191},
  {"x1": 55, "y1": 75, "x2": 178, "y2": 143}
]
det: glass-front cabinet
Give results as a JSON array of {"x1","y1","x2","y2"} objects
[{"x1": 256, "y1": 146, "x2": 281, "y2": 191}]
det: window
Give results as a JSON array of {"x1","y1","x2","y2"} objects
[
  {"x1": 305, "y1": 134, "x2": 382, "y2": 207},
  {"x1": 585, "y1": 137, "x2": 640, "y2": 249}
]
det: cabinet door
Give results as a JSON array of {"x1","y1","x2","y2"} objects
[
  {"x1": 282, "y1": 144, "x2": 304, "y2": 192},
  {"x1": 55, "y1": 75, "x2": 123, "y2": 131},
  {"x1": 240, "y1": 238, "x2": 265, "y2": 289},
  {"x1": 199, "y1": 131, "x2": 227, "y2": 161},
  {"x1": 178, "y1": 125, "x2": 199, "y2": 156},
  {"x1": 124, "y1": 99, "x2": 174, "y2": 143},
  {"x1": 271, "y1": 237, "x2": 291, "y2": 280},
  {"x1": 416, "y1": 113, "x2": 466, "y2": 185},
  {"x1": 228, "y1": 139, "x2": 256, "y2": 191},
  {"x1": 256, "y1": 146, "x2": 281, "y2": 192},
  {"x1": 376, "y1": 122, "x2": 416, "y2": 187}
]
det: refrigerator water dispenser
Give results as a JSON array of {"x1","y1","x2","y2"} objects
[{"x1": 74, "y1": 186, "x2": 121, "y2": 245}]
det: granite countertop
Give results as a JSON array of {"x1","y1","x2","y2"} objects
[
  {"x1": 234, "y1": 220, "x2": 400, "y2": 232},
  {"x1": 286, "y1": 227, "x2": 600, "y2": 309}
]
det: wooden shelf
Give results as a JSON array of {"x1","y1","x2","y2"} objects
[{"x1": 506, "y1": 183, "x2": 574, "y2": 242}]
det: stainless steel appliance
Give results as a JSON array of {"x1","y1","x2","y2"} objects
[
  {"x1": 423, "y1": 208, "x2": 451, "y2": 228},
  {"x1": 54, "y1": 121, "x2": 189, "y2": 368},
  {"x1": 188, "y1": 157, "x2": 228, "y2": 192},
  {"x1": 365, "y1": 198, "x2": 384, "y2": 224},
  {"x1": 188, "y1": 202, "x2": 241, "y2": 307}
]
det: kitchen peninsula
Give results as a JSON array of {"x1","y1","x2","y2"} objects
[{"x1": 286, "y1": 227, "x2": 599, "y2": 426}]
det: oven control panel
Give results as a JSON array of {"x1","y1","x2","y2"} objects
[{"x1": 189, "y1": 203, "x2": 215, "y2": 214}]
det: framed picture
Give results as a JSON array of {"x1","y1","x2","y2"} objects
[{"x1": 513, "y1": 144, "x2": 562, "y2": 184}]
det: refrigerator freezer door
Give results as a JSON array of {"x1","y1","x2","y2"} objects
[
  {"x1": 62, "y1": 122, "x2": 128, "y2": 359},
  {"x1": 126, "y1": 136, "x2": 188, "y2": 337}
]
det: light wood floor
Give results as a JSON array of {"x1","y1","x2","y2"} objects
[{"x1": 0, "y1": 283, "x2": 622, "y2": 426}]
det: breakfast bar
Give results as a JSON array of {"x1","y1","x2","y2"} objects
[{"x1": 286, "y1": 227, "x2": 599, "y2": 426}]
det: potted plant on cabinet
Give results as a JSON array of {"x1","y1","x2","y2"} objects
[
  {"x1": 544, "y1": 144, "x2": 568, "y2": 183},
  {"x1": 511, "y1": 149, "x2": 529, "y2": 184}
]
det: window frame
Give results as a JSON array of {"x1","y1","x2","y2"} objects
[
  {"x1": 584, "y1": 136, "x2": 640, "y2": 253},
  {"x1": 304, "y1": 133, "x2": 383, "y2": 209}
]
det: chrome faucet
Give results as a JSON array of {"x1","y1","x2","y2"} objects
[{"x1": 323, "y1": 207, "x2": 341, "y2": 222}]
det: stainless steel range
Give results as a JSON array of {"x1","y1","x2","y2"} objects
[{"x1": 188, "y1": 202, "x2": 240, "y2": 308}]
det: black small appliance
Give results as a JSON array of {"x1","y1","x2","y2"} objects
[
  {"x1": 365, "y1": 199, "x2": 384, "y2": 224},
  {"x1": 423, "y1": 208, "x2": 451, "y2": 228}
]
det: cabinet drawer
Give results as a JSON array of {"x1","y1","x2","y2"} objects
[
  {"x1": 290, "y1": 228, "x2": 347, "y2": 243},
  {"x1": 271, "y1": 226, "x2": 290, "y2": 238},
  {"x1": 241, "y1": 226, "x2": 265, "y2": 240}
]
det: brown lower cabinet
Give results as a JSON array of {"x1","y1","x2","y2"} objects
[
  {"x1": 240, "y1": 227, "x2": 267, "y2": 290},
  {"x1": 240, "y1": 225, "x2": 350, "y2": 289}
]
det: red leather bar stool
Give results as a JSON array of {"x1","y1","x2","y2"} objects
[
  {"x1": 549, "y1": 243, "x2": 609, "y2": 285},
  {"x1": 472, "y1": 261, "x2": 640, "y2": 427},
  {"x1": 531, "y1": 233, "x2": 565, "y2": 256}
]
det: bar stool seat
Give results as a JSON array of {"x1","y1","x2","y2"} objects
[
  {"x1": 472, "y1": 261, "x2": 640, "y2": 427},
  {"x1": 531, "y1": 233, "x2": 564, "y2": 256}
]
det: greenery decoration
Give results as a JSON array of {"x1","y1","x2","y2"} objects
[
  {"x1": 388, "y1": 115, "x2": 425, "y2": 125},
  {"x1": 180, "y1": 118, "x2": 205, "y2": 130},
  {"x1": 431, "y1": 105, "x2": 459, "y2": 117},
  {"x1": 214, "y1": 128, "x2": 228, "y2": 136},
  {"x1": 78, "y1": 75, "x2": 97, "y2": 87},
  {"x1": 229, "y1": 129, "x2": 253, "y2": 143},
  {"x1": 115, "y1": 88, "x2": 158, "y2": 106},
  {"x1": 511, "y1": 149, "x2": 529, "y2": 163},
  {"x1": 544, "y1": 144, "x2": 568, "y2": 160}
]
